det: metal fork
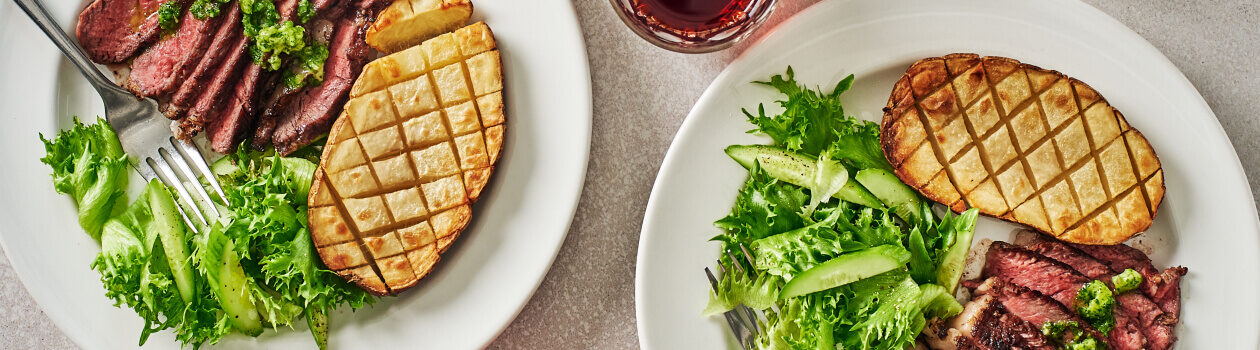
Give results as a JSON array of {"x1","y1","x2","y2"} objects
[
  {"x1": 705, "y1": 244, "x2": 765, "y2": 350},
  {"x1": 15, "y1": 0, "x2": 227, "y2": 232}
]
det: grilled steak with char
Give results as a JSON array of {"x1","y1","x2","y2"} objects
[
  {"x1": 268, "y1": 0, "x2": 389, "y2": 154},
  {"x1": 128, "y1": 7, "x2": 224, "y2": 97},
  {"x1": 1016, "y1": 232, "x2": 1178, "y2": 350},
  {"x1": 924, "y1": 295, "x2": 1054, "y2": 350},
  {"x1": 75, "y1": 0, "x2": 169, "y2": 64},
  {"x1": 970, "y1": 278, "x2": 1104, "y2": 340},
  {"x1": 1068, "y1": 241, "x2": 1187, "y2": 320},
  {"x1": 165, "y1": 4, "x2": 243, "y2": 120},
  {"x1": 980, "y1": 242, "x2": 1147, "y2": 350}
]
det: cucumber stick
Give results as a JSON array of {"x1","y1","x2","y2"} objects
[
  {"x1": 725, "y1": 145, "x2": 882, "y2": 209},
  {"x1": 201, "y1": 225, "x2": 264, "y2": 336},
  {"x1": 935, "y1": 223, "x2": 974, "y2": 293},
  {"x1": 145, "y1": 181, "x2": 196, "y2": 303},
  {"x1": 855, "y1": 168, "x2": 923, "y2": 223},
  {"x1": 217, "y1": 239, "x2": 263, "y2": 335},
  {"x1": 780, "y1": 245, "x2": 911, "y2": 299}
]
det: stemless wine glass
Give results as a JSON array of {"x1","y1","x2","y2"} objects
[{"x1": 610, "y1": 0, "x2": 777, "y2": 53}]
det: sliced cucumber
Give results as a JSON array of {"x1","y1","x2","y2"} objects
[
  {"x1": 217, "y1": 239, "x2": 263, "y2": 335},
  {"x1": 855, "y1": 168, "x2": 923, "y2": 222},
  {"x1": 780, "y1": 245, "x2": 911, "y2": 299},
  {"x1": 835, "y1": 180, "x2": 883, "y2": 209},
  {"x1": 725, "y1": 145, "x2": 884, "y2": 209},
  {"x1": 726, "y1": 145, "x2": 815, "y2": 187},
  {"x1": 935, "y1": 211, "x2": 979, "y2": 293},
  {"x1": 307, "y1": 306, "x2": 330, "y2": 350},
  {"x1": 144, "y1": 181, "x2": 196, "y2": 303},
  {"x1": 201, "y1": 225, "x2": 263, "y2": 336}
]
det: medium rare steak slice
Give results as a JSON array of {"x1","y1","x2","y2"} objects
[
  {"x1": 983, "y1": 242, "x2": 1089, "y2": 304},
  {"x1": 75, "y1": 0, "x2": 166, "y2": 64},
  {"x1": 207, "y1": 62, "x2": 264, "y2": 152},
  {"x1": 179, "y1": 26, "x2": 250, "y2": 139},
  {"x1": 165, "y1": 4, "x2": 242, "y2": 120},
  {"x1": 1069, "y1": 242, "x2": 1187, "y2": 320},
  {"x1": 128, "y1": 7, "x2": 224, "y2": 97},
  {"x1": 983, "y1": 242, "x2": 1146, "y2": 350},
  {"x1": 1015, "y1": 232, "x2": 1178, "y2": 350},
  {"x1": 923, "y1": 295, "x2": 1054, "y2": 350},
  {"x1": 971, "y1": 278, "x2": 1098, "y2": 336},
  {"x1": 270, "y1": 0, "x2": 389, "y2": 154}
]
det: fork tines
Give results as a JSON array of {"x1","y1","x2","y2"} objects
[
  {"x1": 135, "y1": 137, "x2": 227, "y2": 233},
  {"x1": 705, "y1": 244, "x2": 764, "y2": 349}
]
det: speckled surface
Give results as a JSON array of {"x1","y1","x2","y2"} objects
[{"x1": 3, "y1": 0, "x2": 1257, "y2": 348}]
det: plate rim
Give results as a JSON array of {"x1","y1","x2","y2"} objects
[
  {"x1": 634, "y1": 0, "x2": 1260, "y2": 348},
  {"x1": 0, "y1": 0, "x2": 594, "y2": 348}
]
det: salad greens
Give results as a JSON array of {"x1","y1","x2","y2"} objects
[
  {"x1": 40, "y1": 119, "x2": 371, "y2": 348},
  {"x1": 708, "y1": 68, "x2": 979, "y2": 349},
  {"x1": 40, "y1": 117, "x2": 128, "y2": 240}
]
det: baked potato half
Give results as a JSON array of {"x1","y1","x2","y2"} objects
[
  {"x1": 310, "y1": 23, "x2": 503, "y2": 295},
  {"x1": 880, "y1": 53, "x2": 1164, "y2": 245},
  {"x1": 366, "y1": 0, "x2": 473, "y2": 54}
]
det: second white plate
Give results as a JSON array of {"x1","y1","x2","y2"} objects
[
  {"x1": 635, "y1": 0, "x2": 1260, "y2": 348},
  {"x1": 0, "y1": 0, "x2": 591, "y2": 348}
]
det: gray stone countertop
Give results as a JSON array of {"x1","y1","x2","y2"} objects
[{"x1": 3, "y1": 0, "x2": 1257, "y2": 348}]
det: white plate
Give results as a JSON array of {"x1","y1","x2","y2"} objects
[
  {"x1": 635, "y1": 0, "x2": 1260, "y2": 348},
  {"x1": 0, "y1": 0, "x2": 590, "y2": 348}
]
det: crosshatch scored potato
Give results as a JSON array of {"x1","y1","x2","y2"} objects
[
  {"x1": 308, "y1": 22, "x2": 504, "y2": 295},
  {"x1": 880, "y1": 53, "x2": 1164, "y2": 245}
]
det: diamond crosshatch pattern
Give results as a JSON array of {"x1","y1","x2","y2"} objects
[
  {"x1": 880, "y1": 54, "x2": 1164, "y2": 245},
  {"x1": 307, "y1": 22, "x2": 504, "y2": 295}
]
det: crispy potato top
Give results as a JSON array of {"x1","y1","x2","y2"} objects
[
  {"x1": 309, "y1": 22, "x2": 503, "y2": 295},
  {"x1": 881, "y1": 53, "x2": 1163, "y2": 245}
]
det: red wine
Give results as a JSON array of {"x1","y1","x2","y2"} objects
[{"x1": 631, "y1": 0, "x2": 753, "y2": 37}]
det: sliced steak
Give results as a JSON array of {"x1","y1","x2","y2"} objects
[
  {"x1": 971, "y1": 278, "x2": 1097, "y2": 335},
  {"x1": 206, "y1": 63, "x2": 264, "y2": 152},
  {"x1": 1015, "y1": 232, "x2": 1178, "y2": 350},
  {"x1": 1069, "y1": 242, "x2": 1187, "y2": 320},
  {"x1": 270, "y1": 0, "x2": 389, "y2": 154},
  {"x1": 179, "y1": 22, "x2": 250, "y2": 139},
  {"x1": 924, "y1": 295, "x2": 1054, "y2": 350},
  {"x1": 199, "y1": 0, "x2": 301, "y2": 152},
  {"x1": 983, "y1": 242, "x2": 1146, "y2": 350},
  {"x1": 75, "y1": 0, "x2": 166, "y2": 64},
  {"x1": 164, "y1": 4, "x2": 242, "y2": 119},
  {"x1": 128, "y1": 7, "x2": 224, "y2": 97},
  {"x1": 982, "y1": 242, "x2": 1089, "y2": 304}
]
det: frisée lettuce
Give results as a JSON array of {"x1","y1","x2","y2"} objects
[
  {"x1": 40, "y1": 119, "x2": 372, "y2": 349},
  {"x1": 707, "y1": 68, "x2": 979, "y2": 349}
]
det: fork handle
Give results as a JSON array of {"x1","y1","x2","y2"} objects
[{"x1": 12, "y1": 0, "x2": 124, "y2": 94}]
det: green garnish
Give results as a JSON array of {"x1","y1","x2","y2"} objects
[
  {"x1": 1041, "y1": 320, "x2": 1080, "y2": 342},
  {"x1": 250, "y1": 20, "x2": 307, "y2": 71},
  {"x1": 283, "y1": 42, "x2": 330, "y2": 88},
  {"x1": 189, "y1": 0, "x2": 230, "y2": 19},
  {"x1": 1076, "y1": 280, "x2": 1116, "y2": 335},
  {"x1": 296, "y1": 0, "x2": 316, "y2": 23},
  {"x1": 1113, "y1": 268, "x2": 1143, "y2": 294},
  {"x1": 157, "y1": 0, "x2": 182, "y2": 33},
  {"x1": 1064, "y1": 336, "x2": 1105, "y2": 350}
]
